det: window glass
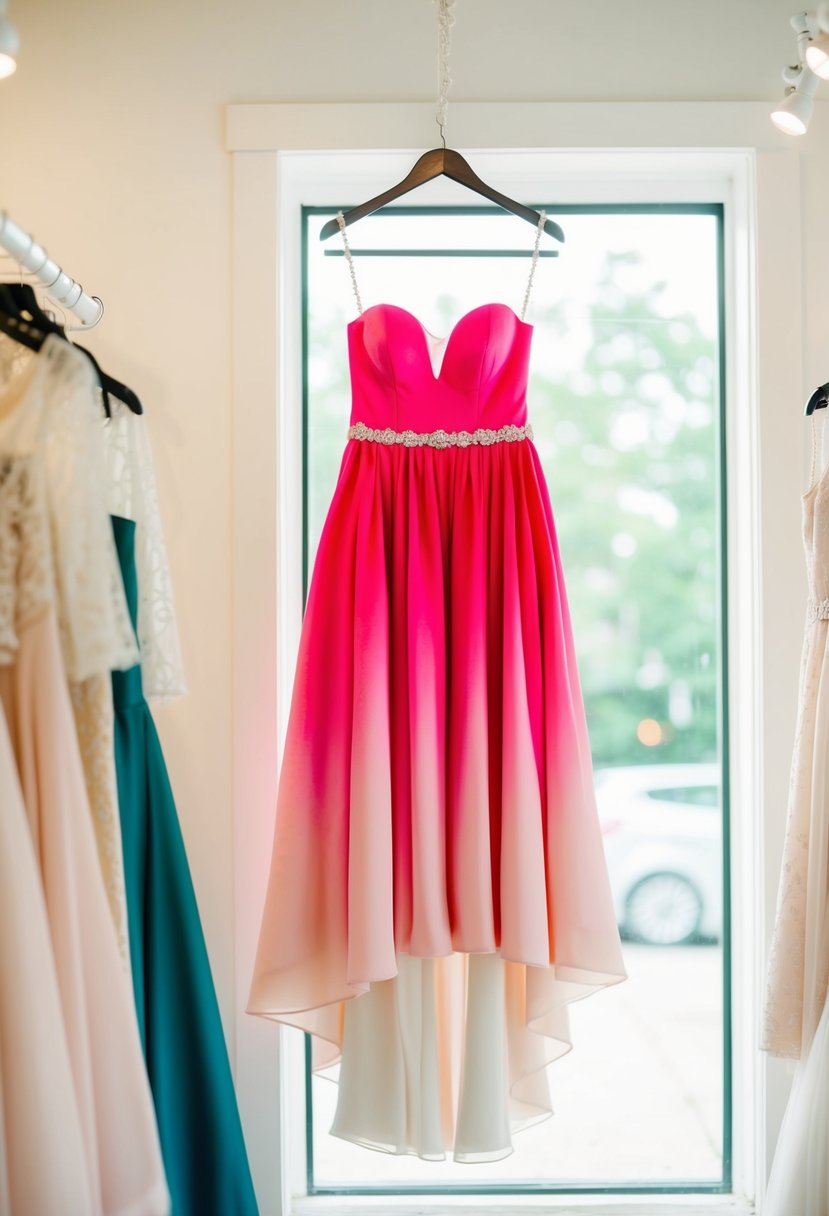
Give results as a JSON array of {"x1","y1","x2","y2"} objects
[{"x1": 303, "y1": 205, "x2": 726, "y2": 1192}]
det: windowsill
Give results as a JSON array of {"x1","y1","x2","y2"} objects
[{"x1": 292, "y1": 1194, "x2": 753, "y2": 1216}]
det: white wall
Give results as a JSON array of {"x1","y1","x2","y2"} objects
[{"x1": 1, "y1": 0, "x2": 827, "y2": 1153}]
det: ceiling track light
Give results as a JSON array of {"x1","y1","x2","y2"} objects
[
  {"x1": 0, "y1": 0, "x2": 19, "y2": 80},
  {"x1": 772, "y1": 62, "x2": 819, "y2": 135},
  {"x1": 771, "y1": 11, "x2": 823, "y2": 135},
  {"x1": 805, "y1": 0, "x2": 829, "y2": 78}
]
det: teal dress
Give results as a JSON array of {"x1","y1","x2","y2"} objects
[{"x1": 111, "y1": 516, "x2": 259, "y2": 1216}]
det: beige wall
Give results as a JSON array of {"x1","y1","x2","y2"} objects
[{"x1": 0, "y1": 0, "x2": 824, "y2": 1073}]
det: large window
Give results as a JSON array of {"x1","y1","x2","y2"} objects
[{"x1": 302, "y1": 204, "x2": 726, "y2": 1194}]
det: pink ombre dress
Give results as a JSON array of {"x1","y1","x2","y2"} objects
[{"x1": 249, "y1": 215, "x2": 626, "y2": 1161}]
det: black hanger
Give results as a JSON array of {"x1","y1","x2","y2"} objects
[
  {"x1": 0, "y1": 283, "x2": 111, "y2": 417},
  {"x1": 0, "y1": 306, "x2": 47, "y2": 352},
  {"x1": 318, "y1": 148, "x2": 565, "y2": 244},
  {"x1": 0, "y1": 283, "x2": 144, "y2": 416},
  {"x1": 78, "y1": 346, "x2": 143, "y2": 417},
  {"x1": 6, "y1": 282, "x2": 59, "y2": 327},
  {"x1": 805, "y1": 382, "x2": 829, "y2": 416},
  {"x1": 0, "y1": 283, "x2": 23, "y2": 319}
]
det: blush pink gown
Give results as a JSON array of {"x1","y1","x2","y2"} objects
[
  {"x1": 0, "y1": 703, "x2": 93, "y2": 1215},
  {"x1": 249, "y1": 225, "x2": 626, "y2": 1160},
  {"x1": 762, "y1": 421, "x2": 829, "y2": 1214}
]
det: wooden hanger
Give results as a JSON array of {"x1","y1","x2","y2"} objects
[{"x1": 318, "y1": 148, "x2": 565, "y2": 244}]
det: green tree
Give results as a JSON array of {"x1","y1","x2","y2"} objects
[{"x1": 531, "y1": 252, "x2": 720, "y2": 767}]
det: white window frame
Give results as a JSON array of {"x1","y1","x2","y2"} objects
[{"x1": 228, "y1": 101, "x2": 806, "y2": 1216}]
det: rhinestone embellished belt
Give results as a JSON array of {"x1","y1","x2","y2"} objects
[
  {"x1": 807, "y1": 599, "x2": 829, "y2": 622},
  {"x1": 347, "y1": 421, "x2": 534, "y2": 449}
]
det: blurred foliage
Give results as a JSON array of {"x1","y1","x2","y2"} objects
[
  {"x1": 306, "y1": 250, "x2": 720, "y2": 770},
  {"x1": 532, "y1": 252, "x2": 720, "y2": 766}
]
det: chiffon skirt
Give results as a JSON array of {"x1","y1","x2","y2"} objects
[
  {"x1": 0, "y1": 607, "x2": 169, "y2": 1216},
  {"x1": 249, "y1": 436, "x2": 626, "y2": 1157},
  {"x1": 764, "y1": 994, "x2": 829, "y2": 1215},
  {"x1": 762, "y1": 617, "x2": 829, "y2": 1059},
  {"x1": 0, "y1": 704, "x2": 92, "y2": 1215}
]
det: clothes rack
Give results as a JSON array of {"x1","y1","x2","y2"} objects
[{"x1": 0, "y1": 210, "x2": 103, "y2": 328}]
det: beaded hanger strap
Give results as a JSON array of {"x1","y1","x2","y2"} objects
[
  {"x1": 336, "y1": 210, "x2": 363, "y2": 315},
  {"x1": 336, "y1": 206, "x2": 546, "y2": 321},
  {"x1": 520, "y1": 210, "x2": 547, "y2": 322}
]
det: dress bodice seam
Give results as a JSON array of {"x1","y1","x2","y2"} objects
[{"x1": 473, "y1": 306, "x2": 493, "y2": 426}]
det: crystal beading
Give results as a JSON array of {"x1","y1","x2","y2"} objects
[
  {"x1": 520, "y1": 210, "x2": 547, "y2": 322},
  {"x1": 347, "y1": 420, "x2": 534, "y2": 448}
]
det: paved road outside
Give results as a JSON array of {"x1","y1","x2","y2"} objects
[{"x1": 312, "y1": 943, "x2": 724, "y2": 1188}]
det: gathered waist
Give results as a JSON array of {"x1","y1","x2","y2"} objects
[
  {"x1": 807, "y1": 599, "x2": 829, "y2": 622},
  {"x1": 347, "y1": 420, "x2": 533, "y2": 449}
]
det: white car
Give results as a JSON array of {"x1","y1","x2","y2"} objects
[{"x1": 594, "y1": 763, "x2": 722, "y2": 946}]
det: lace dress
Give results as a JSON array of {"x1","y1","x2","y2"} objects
[
  {"x1": 0, "y1": 334, "x2": 133, "y2": 965},
  {"x1": 762, "y1": 418, "x2": 829, "y2": 1213},
  {"x1": 102, "y1": 399, "x2": 187, "y2": 703},
  {"x1": 249, "y1": 216, "x2": 626, "y2": 1160},
  {"x1": 0, "y1": 335, "x2": 169, "y2": 1216}
]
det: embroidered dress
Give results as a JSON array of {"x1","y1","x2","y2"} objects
[
  {"x1": 249, "y1": 214, "x2": 626, "y2": 1160},
  {"x1": 762, "y1": 417, "x2": 829, "y2": 1213},
  {"x1": 763, "y1": 417, "x2": 829, "y2": 1061}
]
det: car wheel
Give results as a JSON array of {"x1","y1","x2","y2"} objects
[{"x1": 624, "y1": 872, "x2": 703, "y2": 946}]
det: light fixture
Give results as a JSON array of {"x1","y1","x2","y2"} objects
[
  {"x1": 772, "y1": 65, "x2": 819, "y2": 134},
  {"x1": 0, "y1": 0, "x2": 19, "y2": 79},
  {"x1": 805, "y1": 0, "x2": 829, "y2": 77},
  {"x1": 771, "y1": 13, "x2": 820, "y2": 135},
  {"x1": 806, "y1": 34, "x2": 829, "y2": 77}
]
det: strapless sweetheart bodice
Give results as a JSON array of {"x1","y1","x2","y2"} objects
[{"x1": 347, "y1": 302, "x2": 533, "y2": 434}]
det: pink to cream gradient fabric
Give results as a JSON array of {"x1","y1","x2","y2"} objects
[{"x1": 249, "y1": 301, "x2": 627, "y2": 1159}]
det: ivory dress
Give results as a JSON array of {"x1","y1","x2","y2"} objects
[
  {"x1": 0, "y1": 702, "x2": 92, "y2": 1214},
  {"x1": 762, "y1": 420, "x2": 829, "y2": 1213},
  {"x1": 249, "y1": 215, "x2": 626, "y2": 1160},
  {"x1": 0, "y1": 335, "x2": 169, "y2": 1215}
]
